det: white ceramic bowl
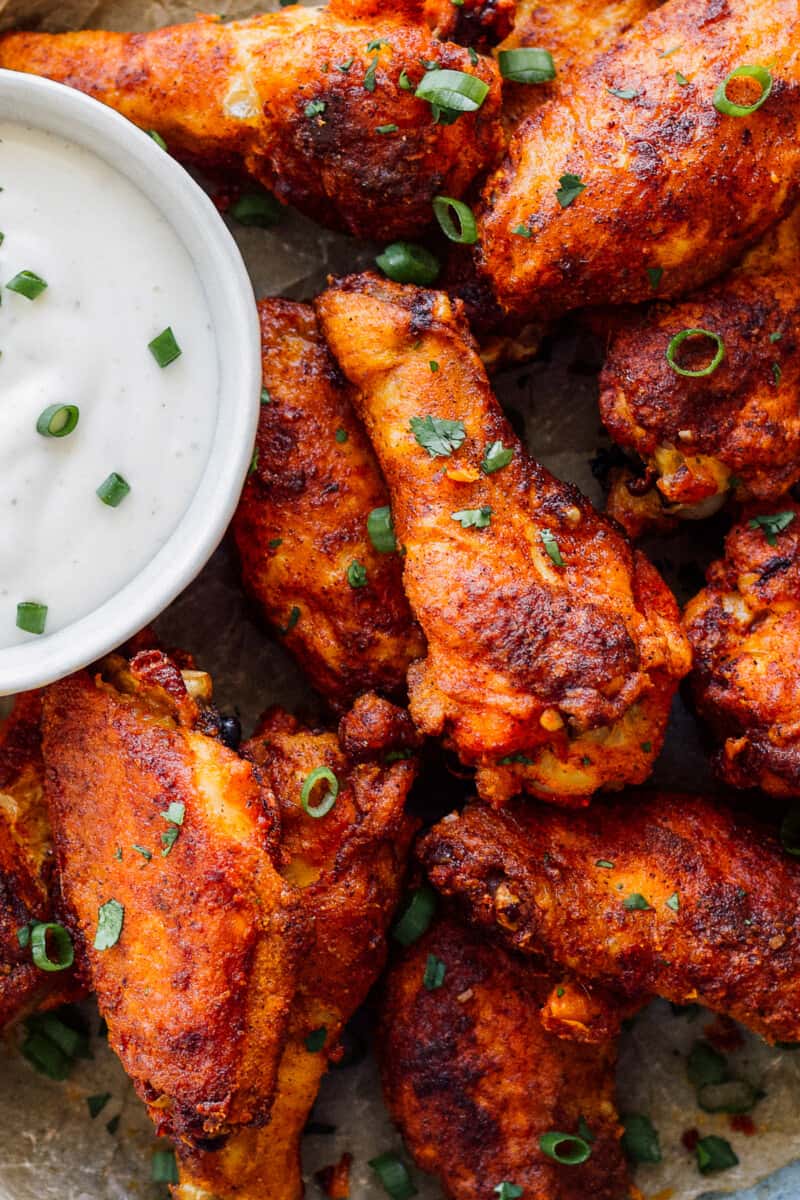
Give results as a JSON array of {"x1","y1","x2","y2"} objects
[{"x1": 0, "y1": 69, "x2": 261, "y2": 696}]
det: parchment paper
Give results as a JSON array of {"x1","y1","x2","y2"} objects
[{"x1": 1, "y1": 2, "x2": 799, "y2": 1198}]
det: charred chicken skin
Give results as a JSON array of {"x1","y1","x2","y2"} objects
[
  {"x1": 233, "y1": 300, "x2": 424, "y2": 710},
  {"x1": 0, "y1": 8, "x2": 502, "y2": 241},
  {"x1": 316, "y1": 273, "x2": 690, "y2": 807},
  {"x1": 378, "y1": 913, "x2": 628, "y2": 1200},
  {"x1": 174, "y1": 694, "x2": 418, "y2": 1200},
  {"x1": 0, "y1": 693, "x2": 80, "y2": 1029},
  {"x1": 42, "y1": 650, "x2": 304, "y2": 1146},
  {"x1": 420, "y1": 792, "x2": 800, "y2": 1044},
  {"x1": 600, "y1": 208, "x2": 800, "y2": 533},
  {"x1": 468, "y1": 0, "x2": 800, "y2": 326},
  {"x1": 684, "y1": 501, "x2": 800, "y2": 796}
]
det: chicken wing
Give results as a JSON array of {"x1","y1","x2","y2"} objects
[
  {"x1": 316, "y1": 273, "x2": 690, "y2": 807},
  {"x1": 329, "y1": 0, "x2": 515, "y2": 47},
  {"x1": 174, "y1": 693, "x2": 419, "y2": 1200},
  {"x1": 0, "y1": 9, "x2": 502, "y2": 241},
  {"x1": 466, "y1": 0, "x2": 800, "y2": 325},
  {"x1": 419, "y1": 792, "x2": 800, "y2": 1043},
  {"x1": 233, "y1": 300, "x2": 424, "y2": 710},
  {"x1": 41, "y1": 649, "x2": 304, "y2": 1145},
  {"x1": 378, "y1": 913, "x2": 628, "y2": 1200},
  {"x1": 600, "y1": 209, "x2": 800, "y2": 534},
  {"x1": 684, "y1": 501, "x2": 800, "y2": 796},
  {"x1": 0, "y1": 693, "x2": 80, "y2": 1029}
]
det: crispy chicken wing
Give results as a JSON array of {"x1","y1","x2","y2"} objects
[
  {"x1": 0, "y1": 9, "x2": 502, "y2": 241},
  {"x1": 0, "y1": 693, "x2": 80, "y2": 1029},
  {"x1": 316, "y1": 273, "x2": 690, "y2": 807},
  {"x1": 42, "y1": 650, "x2": 304, "y2": 1145},
  {"x1": 233, "y1": 300, "x2": 424, "y2": 710},
  {"x1": 329, "y1": 0, "x2": 514, "y2": 50},
  {"x1": 174, "y1": 693, "x2": 418, "y2": 1200},
  {"x1": 378, "y1": 913, "x2": 628, "y2": 1200},
  {"x1": 420, "y1": 792, "x2": 800, "y2": 1043},
  {"x1": 467, "y1": 0, "x2": 800, "y2": 325},
  {"x1": 600, "y1": 209, "x2": 800, "y2": 533},
  {"x1": 684, "y1": 501, "x2": 800, "y2": 796}
]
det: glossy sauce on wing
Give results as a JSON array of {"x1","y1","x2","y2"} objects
[{"x1": 0, "y1": 121, "x2": 218, "y2": 646}]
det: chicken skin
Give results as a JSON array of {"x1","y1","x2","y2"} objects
[
  {"x1": 467, "y1": 0, "x2": 800, "y2": 326},
  {"x1": 233, "y1": 300, "x2": 424, "y2": 710},
  {"x1": 0, "y1": 8, "x2": 502, "y2": 241},
  {"x1": 600, "y1": 209, "x2": 800, "y2": 535},
  {"x1": 420, "y1": 792, "x2": 800, "y2": 1044},
  {"x1": 42, "y1": 649, "x2": 304, "y2": 1146},
  {"x1": 0, "y1": 693, "x2": 80, "y2": 1029},
  {"x1": 684, "y1": 501, "x2": 800, "y2": 797},
  {"x1": 330, "y1": 0, "x2": 515, "y2": 48},
  {"x1": 378, "y1": 913, "x2": 629, "y2": 1200},
  {"x1": 316, "y1": 273, "x2": 690, "y2": 807},
  {"x1": 174, "y1": 694, "x2": 418, "y2": 1200}
]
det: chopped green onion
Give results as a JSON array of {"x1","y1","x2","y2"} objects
[
  {"x1": 133, "y1": 844, "x2": 152, "y2": 862},
  {"x1": 481, "y1": 441, "x2": 514, "y2": 474},
  {"x1": 87, "y1": 1092, "x2": 112, "y2": 1119},
  {"x1": 261, "y1": 386, "x2": 271, "y2": 404},
  {"x1": 364, "y1": 55, "x2": 379, "y2": 92},
  {"x1": 337, "y1": 58, "x2": 354, "y2": 73},
  {"x1": 230, "y1": 191, "x2": 283, "y2": 228},
  {"x1": 305, "y1": 1026, "x2": 327, "y2": 1052},
  {"x1": 595, "y1": 859, "x2": 615, "y2": 869},
  {"x1": 770, "y1": 331, "x2": 783, "y2": 343},
  {"x1": 7, "y1": 270, "x2": 47, "y2": 300},
  {"x1": 398, "y1": 68, "x2": 412, "y2": 90},
  {"x1": 415, "y1": 69, "x2": 489, "y2": 116},
  {"x1": 556, "y1": 173, "x2": 585, "y2": 208},
  {"x1": 429, "y1": 360, "x2": 439, "y2": 372},
  {"x1": 749, "y1": 510, "x2": 795, "y2": 547},
  {"x1": 106, "y1": 1115, "x2": 121, "y2": 1134},
  {"x1": 513, "y1": 224, "x2": 531, "y2": 238},
  {"x1": 30, "y1": 923, "x2": 74, "y2": 972},
  {"x1": 622, "y1": 893, "x2": 651, "y2": 911},
  {"x1": 647, "y1": 266, "x2": 663, "y2": 289},
  {"x1": 498, "y1": 47, "x2": 555, "y2": 84},
  {"x1": 279, "y1": 605, "x2": 301, "y2": 635},
  {"x1": 393, "y1": 884, "x2": 437, "y2": 946},
  {"x1": 96, "y1": 472, "x2": 131, "y2": 508},
  {"x1": 347, "y1": 561, "x2": 368, "y2": 588},
  {"x1": 675, "y1": 71, "x2": 689, "y2": 86},
  {"x1": 423, "y1": 953, "x2": 446, "y2": 990},
  {"x1": 335, "y1": 428, "x2": 348, "y2": 443},
  {"x1": 713, "y1": 64, "x2": 772, "y2": 117},
  {"x1": 607, "y1": 86, "x2": 640, "y2": 99},
  {"x1": 148, "y1": 326, "x2": 182, "y2": 367},
  {"x1": 300, "y1": 766, "x2": 339, "y2": 818},
  {"x1": 376, "y1": 242, "x2": 440, "y2": 285},
  {"x1": 666, "y1": 892, "x2": 680, "y2": 912},
  {"x1": 161, "y1": 826, "x2": 180, "y2": 856},
  {"x1": 665, "y1": 327, "x2": 725, "y2": 377},
  {"x1": 698, "y1": 1079, "x2": 763, "y2": 1114},
  {"x1": 17, "y1": 924, "x2": 31, "y2": 948},
  {"x1": 94, "y1": 899, "x2": 124, "y2": 951},
  {"x1": 369, "y1": 1152, "x2": 417, "y2": 1200},
  {"x1": 772, "y1": 362, "x2": 782, "y2": 386},
  {"x1": 305, "y1": 99, "x2": 326, "y2": 118},
  {"x1": 452, "y1": 506, "x2": 492, "y2": 529},
  {"x1": 16, "y1": 602, "x2": 47, "y2": 635},
  {"x1": 21, "y1": 1028, "x2": 72, "y2": 1080},
  {"x1": 696, "y1": 1135, "x2": 739, "y2": 1175},
  {"x1": 621, "y1": 1113, "x2": 661, "y2": 1163},
  {"x1": 494, "y1": 1185, "x2": 523, "y2": 1199},
  {"x1": 367, "y1": 506, "x2": 397, "y2": 553},
  {"x1": 36, "y1": 404, "x2": 79, "y2": 438},
  {"x1": 376, "y1": 123, "x2": 399, "y2": 134},
  {"x1": 366, "y1": 38, "x2": 390, "y2": 52},
  {"x1": 540, "y1": 529, "x2": 564, "y2": 566},
  {"x1": 687, "y1": 1040, "x2": 728, "y2": 1088},
  {"x1": 152, "y1": 1147, "x2": 179, "y2": 1184},
  {"x1": 410, "y1": 415, "x2": 466, "y2": 458},
  {"x1": 161, "y1": 801, "x2": 185, "y2": 826},
  {"x1": 539, "y1": 1132, "x2": 592, "y2": 1165},
  {"x1": 432, "y1": 195, "x2": 478, "y2": 244},
  {"x1": 146, "y1": 130, "x2": 167, "y2": 151}
]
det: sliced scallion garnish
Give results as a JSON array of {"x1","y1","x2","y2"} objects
[
  {"x1": 375, "y1": 242, "x2": 440, "y2": 285},
  {"x1": 30, "y1": 922, "x2": 74, "y2": 972},
  {"x1": 36, "y1": 403, "x2": 79, "y2": 438},
  {"x1": 433, "y1": 196, "x2": 478, "y2": 244},
  {"x1": 498, "y1": 48, "x2": 555, "y2": 84},
  {"x1": 415, "y1": 69, "x2": 489, "y2": 116},
  {"x1": 539, "y1": 1132, "x2": 592, "y2": 1165},
  {"x1": 713, "y1": 64, "x2": 772, "y2": 117},
  {"x1": 230, "y1": 190, "x2": 283, "y2": 228},
  {"x1": 367, "y1": 505, "x2": 397, "y2": 553},
  {"x1": 7, "y1": 270, "x2": 47, "y2": 300},
  {"x1": 369, "y1": 1151, "x2": 417, "y2": 1200},
  {"x1": 148, "y1": 326, "x2": 182, "y2": 367},
  {"x1": 665, "y1": 327, "x2": 725, "y2": 377},
  {"x1": 392, "y1": 884, "x2": 436, "y2": 946},
  {"x1": 16, "y1": 602, "x2": 47, "y2": 635},
  {"x1": 621, "y1": 1113, "x2": 662, "y2": 1163},
  {"x1": 96, "y1": 472, "x2": 131, "y2": 508},
  {"x1": 300, "y1": 766, "x2": 339, "y2": 818}
]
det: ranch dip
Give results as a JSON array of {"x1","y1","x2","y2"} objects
[{"x1": 0, "y1": 121, "x2": 219, "y2": 647}]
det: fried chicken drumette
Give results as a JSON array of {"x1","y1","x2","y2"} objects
[
  {"x1": 233, "y1": 300, "x2": 424, "y2": 710},
  {"x1": 0, "y1": 693, "x2": 80, "y2": 1029},
  {"x1": 684, "y1": 501, "x2": 800, "y2": 796},
  {"x1": 174, "y1": 693, "x2": 419, "y2": 1200},
  {"x1": 466, "y1": 0, "x2": 800, "y2": 326},
  {"x1": 378, "y1": 913, "x2": 629, "y2": 1200},
  {"x1": 420, "y1": 792, "x2": 800, "y2": 1044},
  {"x1": 601, "y1": 208, "x2": 800, "y2": 537},
  {"x1": 42, "y1": 650, "x2": 304, "y2": 1145},
  {"x1": 0, "y1": 8, "x2": 502, "y2": 241},
  {"x1": 316, "y1": 273, "x2": 690, "y2": 807}
]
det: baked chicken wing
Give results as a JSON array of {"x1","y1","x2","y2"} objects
[
  {"x1": 600, "y1": 208, "x2": 800, "y2": 533},
  {"x1": 420, "y1": 792, "x2": 800, "y2": 1043},
  {"x1": 329, "y1": 0, "x2": 515, "y2": 47},
  {"x1": 467, "y1": 0, "x2": 800, "y2": 325},
  {"x1": 316, "y1": 273, "x2": 690, "y2": 807},
  {"x1": 42, "y1": 649, "x2": 304, "y2": 1145},
  {"x1": 0, "y1": 9, "x2": 502, "y2": 241},
  {"x1": 684, "y1": 501, "x2": 800, "y2": 796},
  {"x1": 174, "y1": 693, "x2": 418, "y2": 1200},
  {"x1": 378, "y1": 913, "x2": 628, "y2": 1200},
  {"x1": 233, "y1": 300, "x2": 424, "y2": 710}
]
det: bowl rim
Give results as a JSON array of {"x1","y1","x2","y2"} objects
[{"x1": 0, "y1": 68, "x2": 261, "y2": 696}]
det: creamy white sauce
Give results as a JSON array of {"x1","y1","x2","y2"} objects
[{"x1": 0, "y1": 122, "x2": 219, "y2": 647}]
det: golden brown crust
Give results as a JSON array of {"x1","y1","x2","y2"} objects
[
  {"x1": 378, "y1": 914, "x2": 629, "y2": 1200},
  {"x1": 419, "y1": 792, "x2": 800, "y2": 1043},
  {"x1": 42, "y1": 651, "x2": 304, "y2": 1145},
  {"x1": 470, "y1": 0, "x2": 800, "y2": 324},
  {"x1": 600, "y1": 209, "x2": 800, "y2": 517},
  {"x1": 316, "y1": 273, "x2": 690, "y2": 807},
  {"x1": 684, "y1": 500, "x2": 800, "y2": 796},
  {"x1": 0, "y1": 10, "x2": 503, "y2": 240},
  {"x1": 174, "y1": 694, "x2": 418, "y2": 1200},
  {"x1": 232, "y1": 300, "x2": 424, "y2": 710}
]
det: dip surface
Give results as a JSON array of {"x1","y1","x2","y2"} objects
[{"x1": 0, "y1": 121, "x2": 219, "y2": 647}]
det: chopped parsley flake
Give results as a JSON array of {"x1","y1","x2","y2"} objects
[{"x1": 410, "y1": 415, "x2": 466, "y2": 458}]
